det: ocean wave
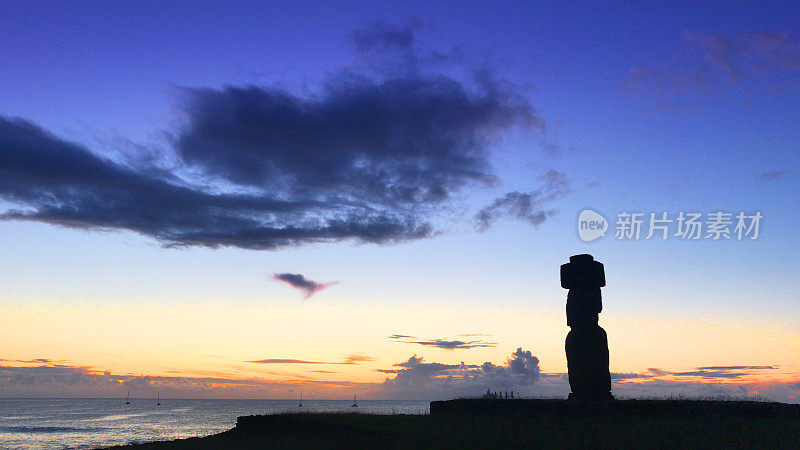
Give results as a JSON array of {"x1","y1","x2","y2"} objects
[
  {"x1": 0, "y1": 426, "x2": 108, "y2": 433},
  {"x1": 83, "y1": 412, "x2": 150, "y2": 422}
]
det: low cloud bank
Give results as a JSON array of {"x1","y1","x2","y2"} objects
[{"x1": 0, "y1": 359, "x2": 796, "y2": 402}]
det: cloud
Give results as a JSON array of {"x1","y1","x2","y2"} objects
[
  {"x1": 669, "y1": 370, "x2": 749, "y2": 379},
  {"x1": 174, "y1": 75, "x2": 534, "y2": 197},
  {"x1": 2, "y1": 116, "x2": 398, "y2": 250},
  {"x1": 0, "y1": 23, "x2": 556, "y2": 250},
  {"x1": 344, "y1": 355, "x2": 375, "y2": 364},
  {"x1": 388, "y1": 334, "x2": 497, "y2": 350},
  {"x1": 696, "y1": 365, "x2": 777, "y2": 371},
  {"x1": 611, "y1": 372, "x2": 654, "y2": 380},
  {"x1": 505, "y1": 348, "x2": 540, "y2": 378},
  {"x1": 0, "y1": 363, "x2": 376, "y2": 399},
  {"x1": 1, "y1": 359, "x2": 796, "y2": 402},
  {"x1": 623, "y1": 31, "x2": 800, "y2": 100},
  {"x1": 352, "y1": 19, "x2": 419, "y2": 52},
  {"x1": 474, "y1": 170, "x2": 570, "y2": 231},
  {"x1": 246, "y1": 359, "x2": 331, "y2": 365},
  {"x1": 246, "y1": 354, "x2": 374, "y2": 365},
  {"x1": 412, "y1": 340, "x2": 496, "y2": 350},
  {"x1": 380, "y1": 347, "x2": 540, "y2": 399},
  {"x1": 377, "y1": 355, "x2": 795, "y2": 401},
  {"x1": 622, "y1": 66, "x2": 711, "y2": 96},
  {"x1": 661, "y1": 366, "x2": 778, "y2": 379},
  {"x1": 273, "y1": 273, "x2": 336, "y2": 298},
  {"x1": 758, "y1": 170, "x2": 790, "y2": 181},
  {"x1": 683, "y1": 31, "x2": 800, "y2": 79},
  {"x1": 608, "y1": 366, "x2": 780, "y2": 382},
  {"x1": 349, "y1": 19, "x2": 464, "y2": 76},
  {"x1": 0, "y1": 358, "x2": 64, "y2": 364}
]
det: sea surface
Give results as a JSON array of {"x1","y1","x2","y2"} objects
[{"x1": 0, "y1": 398, "x2": 430, "y2": 449}]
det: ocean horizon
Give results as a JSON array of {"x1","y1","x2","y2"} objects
[{"x1": 0, "y1": 398, "x2": 430, "y2": 449}]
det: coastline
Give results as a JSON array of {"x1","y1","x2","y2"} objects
[{"x1": 107, "y1": 399, "x2": 800, "y2": 449}]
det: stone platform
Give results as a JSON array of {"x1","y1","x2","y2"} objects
[{"x1": 429, "y1": 398, "x2": 800, "y2": 418}]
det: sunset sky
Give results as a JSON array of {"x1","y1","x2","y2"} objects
[{"x1": 1, "y1": 1, "x2": 799, "y2": 402}]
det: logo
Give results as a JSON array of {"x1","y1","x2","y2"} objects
[
  {"x1": 578, "y1": 209, "x2": 608, "y2": 242},
  {"x1": 575, "y1": 209, "x2": 761, "y2": 242}
]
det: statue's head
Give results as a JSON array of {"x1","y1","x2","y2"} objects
[{"x1": 561, "y1": 254, "x2": 606, "y2": 289}]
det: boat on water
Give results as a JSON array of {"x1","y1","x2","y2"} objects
[
  {"x1": 156, "y1": 392, "x2": 161, "y2": 406},
  {"x1": 125, "y1": 390, "x2": 130, "y2": 405},
  {"x1": 298, "y1": 391, "x2": 303, "y2": 408},
  {"x1": 351, "y1": 395, "x2": 358, "y2": 408}
]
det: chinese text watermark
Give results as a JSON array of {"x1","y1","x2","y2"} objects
[{"x1": 578, "y1": 209, "x2": 762, "y2": 242}]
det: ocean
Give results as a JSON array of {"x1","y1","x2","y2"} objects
[{"x1": 0, "y1": 398, "x2": 430, "y2": 449}]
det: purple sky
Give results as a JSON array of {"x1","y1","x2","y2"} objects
[{"x1": 1, "y1": 1, "x2": 799, "y2": 401}]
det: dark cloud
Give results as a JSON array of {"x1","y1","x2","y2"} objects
[
  {"x1": 273, "y1": 273, "x2": 336, "y2": 298},
  {"x1": 474, "y1": 170, "x2": 570, "y2": 231},
  {"x1": 667, "y1": 368, "x2": 767, "y2": 379},
  {"x1": 175, "y1": 76, "x2": 534, "y2": 199},
  {"x1": 411, "y1": 339, "x2": 496, "y2": 350},
  {"x1": 670, "y1": 370, "x2": 747, "y2": 379},
  {"x1": 611, "y1": 372, "x2": 655, "y2": 380},
  {"x1": 3, "y1": 117, "x2": 399, "y2": 248},
  {"x1": 696, "y1": 365, "x2": 777, "y2": 370},
  {"x1": 388, "y1": 334, "x2": 497, "y2": 350},
  {"x1": 0, "y1": 23, "x2": 555, "y2": 250},
  {"x1": 0, "y1": 116, "x2": 434, "y2": 250},
  {"x1": 622, "y1": 366, "x2": 778, "y2": 380}
]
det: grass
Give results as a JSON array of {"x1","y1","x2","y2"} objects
[{"x1": 108, "y1": 399, "x2": 800, "y2": 449}]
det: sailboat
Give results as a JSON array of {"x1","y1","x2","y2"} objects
[
  {"x1": 156, "y1": 392, "x2": 161, "y2": 406},
  {"x1": 350, "y1": 395, "x2": 358, "y2": 408},
  {"x1": 125, "y1": 390, "x2": 130, "y2": 405},
  {"x1": 298, "y1": 391, "x2": 303, "y2": 408}
]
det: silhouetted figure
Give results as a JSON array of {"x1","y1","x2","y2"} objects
[{"x1": 561, "y1": 254, "x2": 612, "y2": 401}]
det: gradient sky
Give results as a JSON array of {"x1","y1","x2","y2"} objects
[{"x1": 1, "y1": 1, "x2": 799, "y2": 401}]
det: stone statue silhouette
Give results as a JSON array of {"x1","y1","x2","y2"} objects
[{"x1": 561, "y1": 254, "x2": 613, "y2": 401}]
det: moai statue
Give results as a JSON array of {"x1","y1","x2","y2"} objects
[{"x1": 561, "y1": 254, "x2": 612, "y2": 401}]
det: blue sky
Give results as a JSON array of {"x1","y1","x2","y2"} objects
[{"x1": 1, "y1": 1, "x2": 799, "y2": 401}]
